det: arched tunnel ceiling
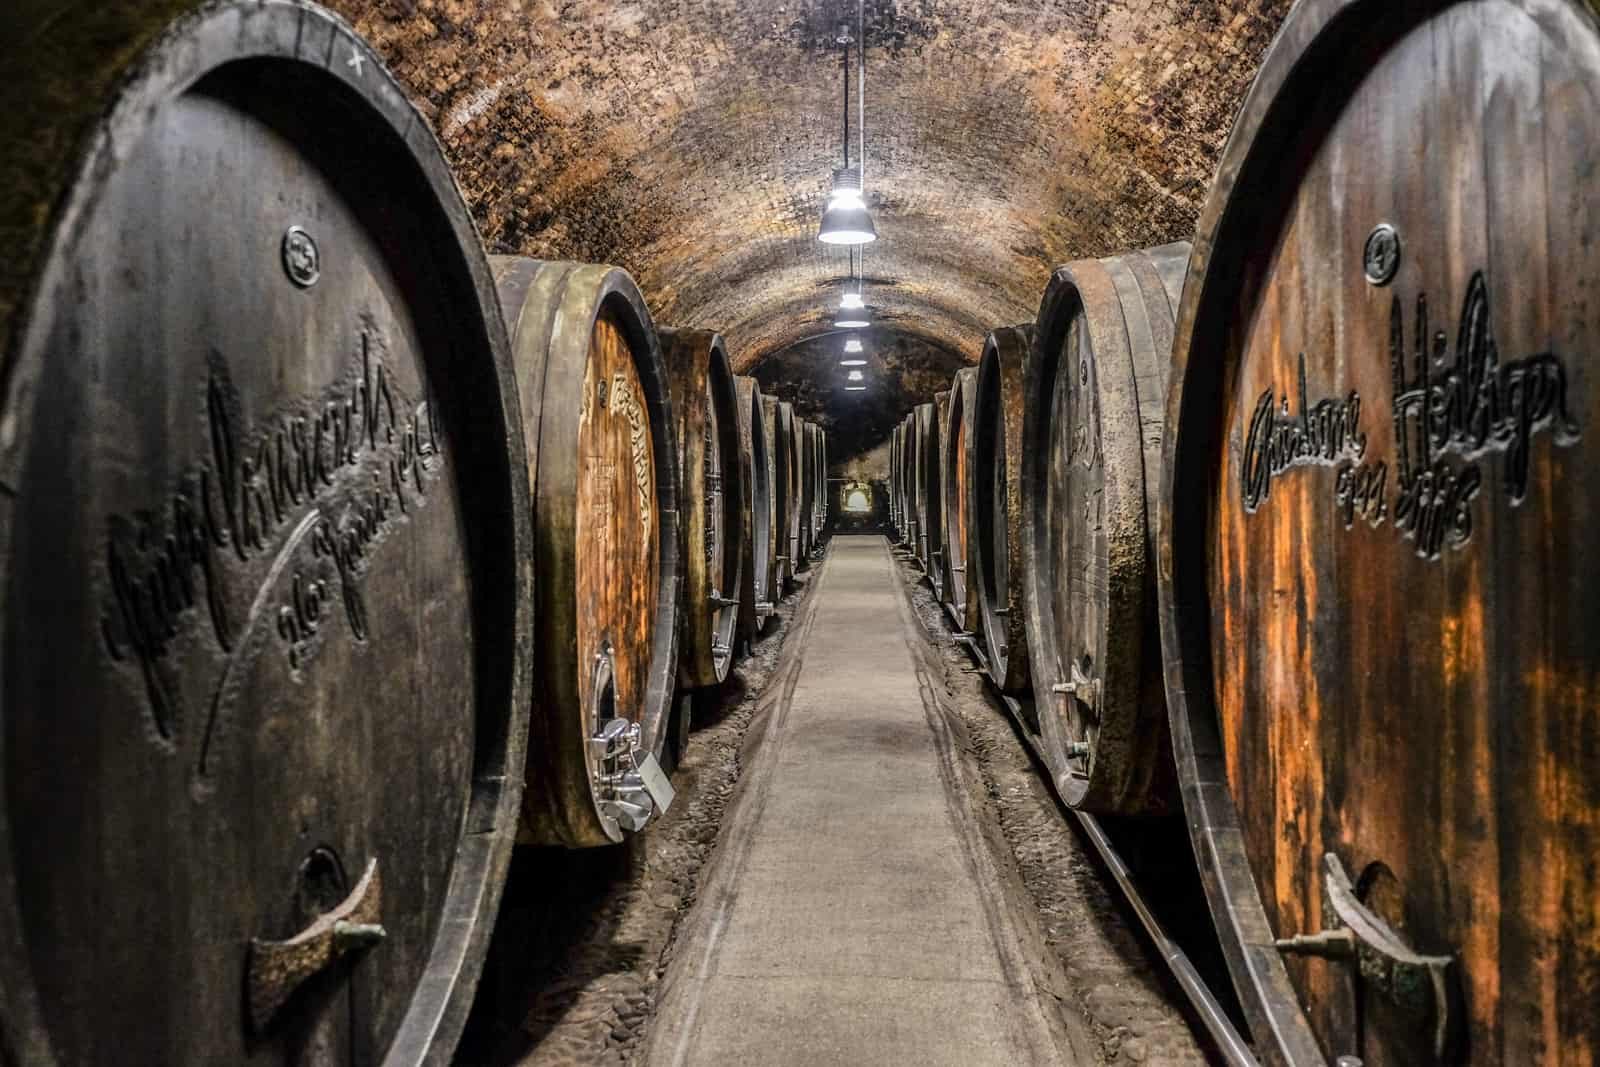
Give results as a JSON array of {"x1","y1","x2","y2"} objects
[{"x1": 331, "y1": 0, "x2": 1289, "y2": 460}]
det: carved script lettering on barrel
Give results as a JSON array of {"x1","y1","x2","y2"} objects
[
  {"x1": 98, "y1": 324, "x2": 444, "y2": 777},
  {"x1": 1240, "y1": 270, "x2": 1579, "y2": 559},
  {"x1": 610, "y1": 373, "x2": 653, "y2": 538}
]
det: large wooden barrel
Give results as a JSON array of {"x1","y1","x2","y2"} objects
[
  {"x1": 1158, "y1": 2, "x2": 1600, "y2": 1063},
  {"x1": 912, "y1": 404, "x2": 937, "y2": 569},
  {"x1": 970, "y1": 326, "x2": 1034, "y2": 693},
  {"x1": 900, "y1": 412, "x2": 919, "y2": 549},
  {"x1": 763, "y1": 396, "x2": 795, "y2": 586},
  {"x1": 734, "y1": 375, "x2": 774, "y2": 642},
  {"x1": 942, "y1": 368, "x2": 979, "y2": 630},
  {"x1": 777, "y1": 402, "x2": 803, "y2": 581},
  {"x1": 0, "y1": 4, "x2": 533, "y2": 1063},
  {"x1": 889, "y1": 424, "x2": 903, "y2": 536},
  {"x1": 813, "y1": 425, "x2": 830, "y2": 541},
  {"x1": 795, "y1": 417, "x2": 815, "y2": 567},
  {"x1": 1020, "y1": 243, "x2": 1189, "y2": 815},
  {"x1": 660, "y1": 329, "x2": 743, "y2": 688},
  {"x1": 493, "y1": 257, "x2": 682, "y2": 848},
  {"x1": 923, "y1": 395, "x2": 951, "y2": 598}
]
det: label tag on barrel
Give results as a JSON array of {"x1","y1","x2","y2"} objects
[{"x1": 636, "y1": 752, "x2": 675, "y2": 815}]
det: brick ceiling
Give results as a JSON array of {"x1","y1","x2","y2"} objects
[{"x1": 331, "y1": 0, "x2": 1288, "y2": 459}]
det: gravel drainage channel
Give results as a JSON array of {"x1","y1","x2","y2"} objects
[
  {"x1": 455, "y1": 562, "x2": 825, "y2": 1067},
  {"x1": 894, "y1": 549, "x2": 1230, "y2": 1066}
]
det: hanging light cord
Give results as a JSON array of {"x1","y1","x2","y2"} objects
[
  {"x1": 858, "y1": 0, "x2": 865, "y2": 192},
  {"x1": 842, "y1": 38, "x2": 850, "y2": 169}
]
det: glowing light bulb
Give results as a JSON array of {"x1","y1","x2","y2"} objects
[
  {"x1": 839, "y1": 359, "x2": 867, "y2": 366},
  {"x1": 840, "y1": 292, "x2": 865, "y2": 311},
  {"x1": 843, "y1": 338, "x2": 863, "y2": 353},
  {"x1": 846, "y1": 370, "x2": 864, "y2": 382}
]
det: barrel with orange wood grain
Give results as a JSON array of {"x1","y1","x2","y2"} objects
[
  {"x1": 1157, "y1": 1, "x2": 1600, "y2": 1063},
  {"x1": 494, "y1": 256, "x2": 682, "y2": 848},
  {"x1": 733, "y1": 375, "x2": 774, "y2": 641},
  {"x1": 660, "y1": 329, "x2": 744, "y2": 687},
  {"x1": 1020, "y1": 242, "x2": 1189, "y2": 817},
  {"x1": 970, "y1": 326, "x2": 1033, "y2": 693}
]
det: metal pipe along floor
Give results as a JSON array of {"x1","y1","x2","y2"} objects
[{"x1": 644, "y1": 535, "x2": 1076, "y2": 1067}]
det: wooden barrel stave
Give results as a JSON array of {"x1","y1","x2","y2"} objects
[
  {"x1": 733, "y1": 375, "x2": 773, "y2": 642},
  {"x1": 660, "y1": 329, "x2": 744, "y2": 688},
  {"x1": 1022, "y1": 243, "x2": 1190, "y2": 816},
  {"x1": 493, "y1": 256, "x2": 682, "y2": 849},
  {"x1": 970, "y1": 326, "x2": 1035, "y2": 693},
  {"x1": 943, "y1": 368, "x2": 979, "y2": 630},
  {"x1": 1159, "y1": 1, "x2": 1600, "y2": 1062},
  {"x1": 0, "y1": 4, "x2": 534, "y2": 1062}
]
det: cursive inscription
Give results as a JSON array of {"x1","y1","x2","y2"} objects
[
  {"x1": 1239, "y1": 270, "x2": 1579, "y2": 560},
  {"x1": 100, "y1": 324, "x2": 444, "y2": 757},
  {"x1": 611, "y1": 373, "x2": 653, "y2": 538},
  {"x1": 1241, "y1": 353, "x2": 1366, "y2": 512}
]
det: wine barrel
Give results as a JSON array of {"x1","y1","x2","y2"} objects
[
  {"x1": 888, "y1": 424, "x2": 902, "y2": 536},
  {"x1": 795, "y1": 417, "x2": 815, "y2": 566},
  {"x1": 942, "y1": 367, "x2": 979, "y2": 630},
  {"x1": 806, "y1": 422, "x2": 825, "y2": 549},
  {"x1": 1159, "y1": 2, "x2": 1600, "y2": 1063},
  {"x1": 764, "y1": 396, "x2": 795, "y2": 586},
  {"x1": 734, "y1": 375, "x2": 774, "y2": 642},
  {"x1": 0, "y1": 3, "x2": 533, "y2": 1063},
  {"x1": 815, "y1": 425, "x2": 830, "y2": 541},
  {"x1": 777, "y1": 402, "x2": 804, "y2": 579},
  {"x1": 660, "y1": 329, "x2": 744, "y2": 688},
  {"x1": 1020, "y1": 243, "x2": 1189, "y2": 815},
  {"x1": 900, "y1": 413, "x2": 919, "y2": 549},
  {"x1": 493, "y1": 256, "x2": 682, "y2": 848},
  {"x1": 923, "y1": 395, "x2": 950, "y2": 598},
  {"x1": 970, "y1": 326, "x2": 1034, "y2": 693}
]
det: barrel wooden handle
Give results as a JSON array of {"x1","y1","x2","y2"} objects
[{"x1": 247, "y1": 858, "x2": 384, "y2": 1032}]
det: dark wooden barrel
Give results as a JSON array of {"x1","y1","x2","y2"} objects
[
  {"x1": 888, "y1": 425, "x2": 902, "y2": 535},
  {"x1": 660, "y1": 328, "x2": 744, "y2": 688},
  {"x1": 942, "y1": 367, "x2": 979, "y2": 630},
  {"x1": 764, "y1": 396, "x2": 795, "y2": 586},
  {"x1": 493, "y1": 257, "x2": 682, "y2": 848},
  {"x1": 900, "y1": 413, "x2": 919, "y2": 549},
  {"x1": 777, "y1": 402, "x2": 803, "y2": 580},
  {"x1": 0, "y1": 4, "x2": 533, "y2": 1063},
  {"x1": 734, "y1": 375, "x2": 774, "y2": 642},
  {"x1": 1159, "y1": 2, "x2": 1600, "y2": 1063},
  {"x1": 924, "y1": 394, "x2": 951, "y2": 599},
  {"x1": 1020, "y1": 242, "x2": 1189, "y2": 816},
  {"x1": 815, "y1": 426, "x2": 830, "y2": 541},
  {"x1": 795, "y1": 417, "x2": 815, "y2": 566},
  {"x1": 970, "y1": 326, "x2": 1034, "y2": 693}
]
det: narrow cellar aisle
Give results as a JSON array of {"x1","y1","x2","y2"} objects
[{"x1": 644, "y1": 535, "x2": 1073, "y2": 1067}]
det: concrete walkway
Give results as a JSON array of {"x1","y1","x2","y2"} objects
[{"x1": 645, "y1": 535, "x2": 1071, "y2": 1067}]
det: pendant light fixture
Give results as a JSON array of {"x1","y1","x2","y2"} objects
[
  {"x1": 843, "y1": 337, "x2": 863, "y2": 353},
  {"x1": 846, "y1": 369, "x2": 865, "y2": 382},
  {"x1": 834, "y1": 246, "x2": 871, "y2": 328},
  {"x1": 817, "y1": 17, "x2": 875, "y2": 245},
  {"x1": 840, "y1": 358, "x2": 867, "y2": 366}
]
